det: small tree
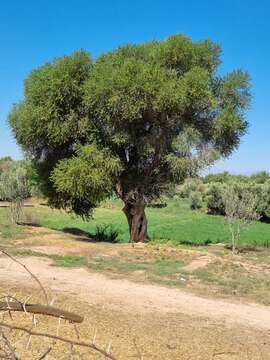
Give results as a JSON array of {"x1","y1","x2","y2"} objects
[
  {"x1": 222, "y1": 185, "x2": 260, "y2": 254},
  {"x1": 0, "y1": 163, "x2": 30, "y2": 223}
]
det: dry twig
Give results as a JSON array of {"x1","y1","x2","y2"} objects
[{"x1": 0, "y1": 322, "x2": 117, "y2": 360}]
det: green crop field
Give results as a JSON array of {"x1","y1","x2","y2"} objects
[{"x1": 1, "y1": 198, "x2": 267, "y2": 247}]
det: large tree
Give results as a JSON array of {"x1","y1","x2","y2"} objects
[{"x1": 9, "y1": 34, "x2": 251, "y2": 242}]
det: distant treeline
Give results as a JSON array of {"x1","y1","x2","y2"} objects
[
  {"x1": 203, "y1": 171, "x2": 270, "y2": 185},
  {"x1": 177, "y1": 171, "x2": 270, "y2": 221}
]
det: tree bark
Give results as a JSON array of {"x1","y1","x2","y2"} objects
[{"x1": 123, "y1": 194, "x2": 148, "y2": 243}]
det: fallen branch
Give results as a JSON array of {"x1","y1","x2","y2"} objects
[
  {"x1": 0, "y1": 322, "x2": 117, "y2": 360},
  {"x1": 0, "y1": 302, "x2": 83, "y2": 323}
]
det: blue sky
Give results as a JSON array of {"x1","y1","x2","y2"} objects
[{"x1": 0, "y1": 0, "x2": 269, "y2": 174}]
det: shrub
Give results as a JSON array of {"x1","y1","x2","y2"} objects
[
  {"x1": 257, "y1": 182, "x2": 270, "y2": 219},
  {"x1": 205, "y1": 180, "x2": 270, "y2": 223},
  {"x1": 94, "y1": 225, "x2": 120, "y2": 243},
  {"x1": 205, "y1": 183, "x2": 225, "y2": 215},
  {"x1": 250, "y1": 171, "x2": 270, "y2": 184},
  {"x1": 177, "y1": 178, "x2": 206, "y2": 199},
  {"x1": 189, "y1": 191, "x2": 203, "y2": 210}
]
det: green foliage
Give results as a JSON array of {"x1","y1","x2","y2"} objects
[
  {"x1": 1, "y1": 197, "x2": 270, "y2": 247},
  {"x1": 204, "y1": 171, "x2": 270, "y2": 184},
  {"x1": 9, "y1": 34, "x2": 251, "y2": 222},
  {"x1": 0, "y1": 160, "x2": 40, "y2": 201},
  {"x1": 94, "y1": 224, "x2": 120, "y2": 243},
  {"x1": 189, "y1": 191, "x2": 203, "y2": 210},
  {"x1": 177, "y1": 177, "x2": 206, "y2": 198},
  {"x1": 204, "y1": 171, "x2": 233, "y2": 184},
  {"x1": 16, "y1": 199, "x2": 269, "y2": 247},
  {"x1": 250, "y1": 171, "x2": 270, "y2": 184},
  {"x1": 9, "y1": 50, "x2": 93, "y2": 212},
  {"x1": 0, "y1": 161, "x2": 30, "y2": 202},
  {"x1": 206, "y1": 183, "x2": 226, "y2": 215},
  {"x1": 205, "y1": 181, "x2": 270, "y2": 221},
  {"x1": 0, "y1": 157, "x2": 13, "y2": 176},
  {"x1": 222, "y1": 185, "x2": 260, "y2": 253},
  {"x1": 257, "y1": 182, "x2": 270, "y2": 219},
  {"x1": 0, "y1": 161, "x2": 32, "y2": 223},
  {"x1": 50, "y1": 144, "x2": 121, "y2": 217}
]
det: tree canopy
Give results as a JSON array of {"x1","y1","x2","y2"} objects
[{"x1": 9, "y1": 34, "x2": 251, "y2": 242}]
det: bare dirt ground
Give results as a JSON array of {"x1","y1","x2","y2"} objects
[
  {"x1": 0, "y1": 256, "x2": 269, "y2": 331},
  {"x1": 0, "y1": 227, "x2": 269, "y2": 359}
]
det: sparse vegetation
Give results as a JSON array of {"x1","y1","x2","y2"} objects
[{"x1": 222, "y1": 185, "x2": 260, "y2": 254}]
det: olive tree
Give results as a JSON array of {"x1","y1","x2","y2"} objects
[
  {"x1": 9, "y1": 34, "x2": 251, "y2": 242},
  {"x1": 0, "y1": 162, "x2": 31, "y2": 223},
  {"x1": 223, "y1": 185, "x2": 260, "y2": 254}
]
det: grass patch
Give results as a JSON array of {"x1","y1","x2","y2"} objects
[
  {"x1": 87, "y1": 256, "x2": 185, "y2": 276},
  {"x1": 191, "y1": 261, "x2": 270, "y2": 305},
  {"x1": 0, "y1": 209, "x2": 25, "y2": 239},
  {"x1": 12, "y1": 249, "x2": 184, "y2": 277},
  {"x1": 13, "y1": 249, "x2": 86, "y2": 268}
]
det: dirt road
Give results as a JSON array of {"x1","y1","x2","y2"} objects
[{"x1": 0, "y1": 256, "x2": 269, "y2": 330}]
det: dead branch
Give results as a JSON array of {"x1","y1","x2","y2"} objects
[
  {"x1": 0, "y1": 322, "x2": 117, "y2": 360},
  {"x1": 0, "y1": 250, "x2": 48, "y2": 305},
  {"x1": 37, "y1": 347, "x2": 52, "y2": 360},
  {"x1": 0, "y1": 302, "x2": 83, "y2": 323}
]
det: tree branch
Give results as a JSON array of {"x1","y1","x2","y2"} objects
[
  {"x1": 0, "y1": 302, "x2": 83, "y2": 323},
  {"x1": 0, "y1": 322, "x2": 117, "y2": 360}
]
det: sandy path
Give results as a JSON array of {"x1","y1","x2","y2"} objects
[{"x1": 0, "y1": 256, "x2": 269, "y2": 331}]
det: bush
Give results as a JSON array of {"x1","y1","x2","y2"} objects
[
  {"x1": 94, "y1": 225, "x2": 120, "y2": 243},
  {"x1": 250, "y1": 171, "x2": 270, "y2": 184},
  {"x1": 177, "y1": 178, "x2": 206, "y2": 199},
  {"x1": 205, "y1": 183, "x2": 226, "y2": 215},
  {"x1": 189, "y1": 191, "x2": 203, "y2": 210},
  {"x1": 0, "y1": 157, "x2": 13, "y2": 178},
  {"x1": 257, "y1": 182, "x2": 270, "y2": 219},
  {"x1": 205, "y1": 180, "x2": 270, "y2": 222}
]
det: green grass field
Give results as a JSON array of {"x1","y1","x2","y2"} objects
[{"x1": 5, "y1": 198, "x2": 267, "y2": 247}]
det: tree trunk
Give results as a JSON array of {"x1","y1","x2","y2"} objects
[{"x1": 123, "y1": 196, "x2": 148, "y2": 243}]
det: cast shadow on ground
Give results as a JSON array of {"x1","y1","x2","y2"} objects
[{"x1": 62, "y1": 225, "x2": 120, "y2": 243}]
